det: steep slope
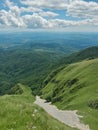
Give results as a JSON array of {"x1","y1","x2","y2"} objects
[
  {"x1": 0, "y1": 83, "x2": 77, "y2": 130},
  {"x1": 0, "y1": 46, "x2": 98, "y2": 96},
  {"x1": 0, "y1": 49, "x2": 62, "y2": 95},
  {"x1": 42, "y1": 58, "x2": 98, "y2": 130}
]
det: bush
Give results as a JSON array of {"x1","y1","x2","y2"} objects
[
  {"x1": 69, "y1": 83, "x2": 85, "y2": 93},
  {"x1": 52, "y1": 96, "x2": 62, "y2": 103},
  {"x1": 66, "y1": 78, "x2": 78, "y2": 87},
  {"x1": 45, "y1": 96, "x2": 52, "y2": 102},
  {"x1": 43, "y1": 66, "x2": 65, "y2": 87},
  {"x1": 88, "y1": 99, "x2": 98, "y2": 109},
  {"x1": 9, "y1": 84, "x2": 23, "y2": 95}
]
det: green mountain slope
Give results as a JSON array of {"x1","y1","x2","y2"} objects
[
  {"x1": 0, "y1": 46, "x2": 98, "y2": 96},
  {"x1": 60, "y1": 46, "x2": 98, "y2": 65},
  {"x1": 0, "y1": 83, "x2": 77, "y2": 130},
  {"x1": 42, "y1": 58, "x2": 98, "y2": 130},
  {"x1": 0, "y1": 49, "x2": 62, "y2": 95}
]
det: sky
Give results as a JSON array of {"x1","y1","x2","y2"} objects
[{"x1": 0, "y1": 0, "x2": 98, "y2": 31}]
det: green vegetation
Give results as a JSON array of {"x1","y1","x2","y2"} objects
[
  {"x1": 60, "y1": 46, "x2": 98, "y2": 65},
  {"x1": 88, "y1": 99, "x2": 98, "y2": 109},
  {"x1": 0, "y1": 46, "x2": 98, "y2": 96},
  {"x1": 42, "y1": 58, "x2": 98, "y2": 130},
  {"x1": 0, "y1": 83, "x2": 77, "y2": 130},
  {"x1": 9, "y1": 84, "x2": 24, "y2": 95},
  {"x1": 0, "y1": 46, "x2": 98, "y2": 129},
  {"x1": 0, "y1": 49, "x2": 62, "y2": 95}
]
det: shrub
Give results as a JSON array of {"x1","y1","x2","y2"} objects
[
  {"x1": 69, "y1": 83, "x2": 85, "y2": 93},
  {"x1": 52, "y1": 96, "x2": 62, "y2": 103},
  {"x1": 45, "y1": 96, "x2": 52, "y2": 102},
  {"x1": 88, "y1": 99, "x2": 98, "y2": 109},
  {"x1": 9, "y1": 84, "x2": 23, "y2": 95},
  {"x1": 66, "y1": 78, "x2": 78, "y2": 87}
]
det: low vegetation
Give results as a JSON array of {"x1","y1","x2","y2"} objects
[
  {"x1": 0, "y1": 83, "x2": 77, "y2": 130},
  {"x1": 88, "y1": 99, "x2": 98, "y2": 109},
  {"x1": 42, "y1": 58, "x2": 98, "y2": 130}
]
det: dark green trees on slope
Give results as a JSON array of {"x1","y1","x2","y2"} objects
[
  {"x1": 0, "y1": 49, "x2": 61, "y2": 95},
  {"x1": 0, "y1": 46, "x2": 98, "y2": 96},
  {"x1": 60, "y1": 46, "x2": 98, "y2": 65}
]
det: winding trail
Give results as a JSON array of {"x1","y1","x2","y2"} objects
[{"x1": 34, "y1": 96, "x2": 90, "y2": 130}]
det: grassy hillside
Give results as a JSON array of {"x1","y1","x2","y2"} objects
[
  {"x1": 0, "y1": 83, "x2": 77, "y2": 130},
  {"x1": 0, "y1": 49, "x2": 62, "y2": 95},
  {"x1": 42, "y1": 58, "x2": 98, "y2": 130}
]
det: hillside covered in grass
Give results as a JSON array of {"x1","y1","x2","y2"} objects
[
  {"x1": 42, "y1": 58, "x2": 98, "y2": 130},
  {"x1": 0, "y1": 83, "x2": 77, "y2": 130}
]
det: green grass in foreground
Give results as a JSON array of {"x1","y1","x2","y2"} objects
[
  {"x1": 0, "y1": 83, "x2": 77, "y2": 130},
  {"x1": 42, "y1": 58, "x2": 98, "y2": 130}
]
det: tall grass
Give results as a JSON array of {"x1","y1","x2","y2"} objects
[{"x1": 0, "y1": 84, "x2": 77, "y2": 130}]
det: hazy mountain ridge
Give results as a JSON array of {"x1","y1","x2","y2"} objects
[
  {"x1": 0, "y1": 32, "x2": 98, "y2": 54},
  {"x1": 59, "y1": 46, "x2": 98, "y2": 65}
]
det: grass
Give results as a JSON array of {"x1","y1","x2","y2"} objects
[
  {"x1": 42, "y1": 58, "x2": 98, "y2": 130},
  {"x1": 0, "y1": 83, "x2": 77, "y2": 130}
]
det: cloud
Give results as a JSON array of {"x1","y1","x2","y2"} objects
[
  {"x1": 22, "y1": 15, "x2": 98, "y2": 29},
  {"x1": 67, "y1": 0, "x2": 98, "y2": 19},
  {"x1": 0, "y1": 9, "x2": 25, "y2": 27},
  {"x1": 38, "y1": 11, "x2": 59, "y2": 18},
  {"x1": 0, "y1": 0, "x2": 25, "y2": 27},
  {"x1": 20, "y1": 7, "x2": 42, "y2": 13},
  {"x1": 20, "y1": 0, "x2": 69, "y2": 10},
  {"x1": 5, "y1": 0, "x2": 15, "y2": 9},
  {"x1": 49, "y1": 19, "x2": 78, "y2": 28},
  {"x1": 0, "y1": 0, "x2": 98, "y2": 30},
  {"x1": 22, "y1": 13, "x2": 49, "y2": 28}
]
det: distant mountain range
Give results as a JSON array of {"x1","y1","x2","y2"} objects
[
  {"x1": 59, "y1": 46, "x2": 98, "y2": 65},
  {"x1": 0, "y1": 32, "x2": 98, "y2": 54}
]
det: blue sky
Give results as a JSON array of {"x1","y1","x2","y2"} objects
[{"x1": 0, "y1": 0, "x2": 98, "y2": 31}]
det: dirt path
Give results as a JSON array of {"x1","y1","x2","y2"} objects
[{"x1": 34, "y1": 96, "x2": 90, "y2": 130}]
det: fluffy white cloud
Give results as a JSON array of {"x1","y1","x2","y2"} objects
[
  {"x1": 22, "y1": 13, "x2": 49, "y2": 28},
  {"x1": 20, "y1": 0, "x2": 69, "y2": 10},
  {"x1": 20, "y1": 7, "x2": 42, "y2": 13},
  {"x1": 22, "y1": 15, "x2": 98, "y2": 29},
  {"x1": 49, "y1": 19, "x2": 78, "y2": 28},
  {"x1": 0, "y1": 0, "x2": 98, "y2": 30},
  {"x1": 0, "y1": 9, "x2": 25, "y2": 27},
  {"x1": 0, "y1": 0, "x2": 25, "y2": 27},
  {"x1": 22, "y1": 15, "x2": 78, "y2": 29},
  {"x1": 67, "y1": 0, "x2": 98, "y2": 18},
  {"x1": 38, "y1": 11, "x2": 59, "y2": 18}
]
